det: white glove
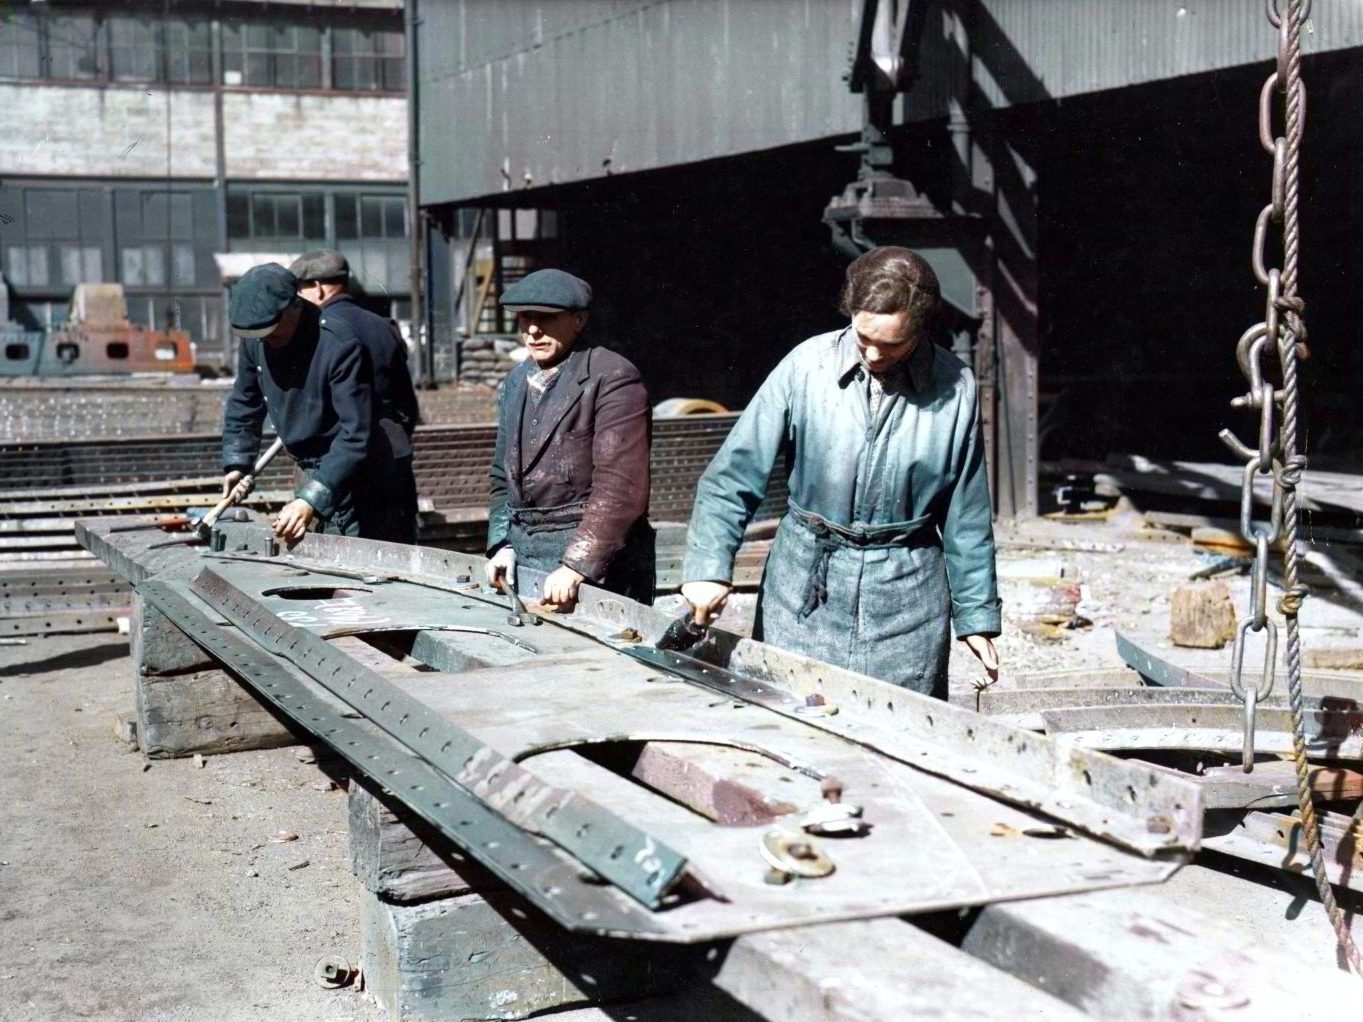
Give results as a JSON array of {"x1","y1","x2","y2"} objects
[{"x1": 485, "y1": 546, "x2": 517, "y2": 587}]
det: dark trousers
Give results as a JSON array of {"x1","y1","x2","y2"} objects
[{"x1": 301, "y1": 451, "x2": 418, "y2": 544}]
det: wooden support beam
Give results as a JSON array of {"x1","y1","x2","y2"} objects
[
  {"x1": 712, "y1": 920, "x2": 1089, "y2": 1021},
  {"x1": 359, "y1": 887, "x2": 702, "y2": 1022},
  {"x1": 133, "y1": 666, "x2": 298, "y2": 759},
  {"x1": 349, "y1": 780, "x2": 499, "y2": 903},
  {"x1": 961, "y1": 884, "x2": 1361, "y2": 1020},
  {"x1": 131, "y1": 593, "x2": 217, "y2": 676}
]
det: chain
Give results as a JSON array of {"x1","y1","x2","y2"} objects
[{"x1": 1222, "y1": 0, "x2": 1358, "y2": 972}]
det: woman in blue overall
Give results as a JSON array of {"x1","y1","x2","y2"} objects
[{"x1": 681, "y1": 247, "x2": 1001, "y2": 698}]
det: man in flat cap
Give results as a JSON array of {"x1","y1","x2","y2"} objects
[
  {"x1": 485, "y1": 268, "x2": 654, "y2": 607},
  {"x1": 290, "y1": 249, "x2": 422, "y2": 543},
  {"x1": 221, "y1": 262, "x2": 376, "y2": 545}
]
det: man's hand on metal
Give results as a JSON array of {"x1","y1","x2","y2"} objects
[
  {"x1": 960, "y1": 634, "x2": 1001, "y2": 691},
  {"x1": 485, "y1": 546, "x2": 517, "y2": 587},
  {"x1": 222, "y1": 470, "x2": 254, "y2": 505},
  {"x1": 272, "y1": 498, "x2": 316, "y2": 546},
  {"x1": 542, "y1": 565, "x2": 585, "y2": 608},
  {"x1": 680, "y1": 580, "x2": 733, "y2": 626}
]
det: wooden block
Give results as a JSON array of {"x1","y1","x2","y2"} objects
[
  {"x1": 1304, "y1": 648, "x2": 1363, "y2": 671},
  {"x1": 349, "y1": 779, "x2": 502, "y2": 902},
  {"x1": 135, "y1": 666, "x2": 298, "y2": 759},
  {"x1": 1169, "y1": 581, "x2": 1236, "y2": 649},
  {"x1": 1202, "y1": 759, "x2": 1363, "y2": 803},
  {"x1": 359, "y1": 888, "x2": 696, "y2": 1021},
  {"x1": 131, "y1": 592, "x2": 218, "y2": 676}
]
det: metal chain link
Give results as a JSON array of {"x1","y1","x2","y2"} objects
[{"x1": 1223, "y1": 0, "x2": 1359, "y2": 973}]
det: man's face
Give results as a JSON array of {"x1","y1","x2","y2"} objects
[
  {"x1": 518, "y1": 309, "x2": 586, "y2": 368},
  {"x1": 852, "y1": 309, "x2": 917, "y2": 374},
  {"x1": 262, "y1": 303, "x2": 303, "y2": 349}
]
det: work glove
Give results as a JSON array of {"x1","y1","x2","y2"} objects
[{"x1": 485, "y1": 546, "x2": 517, "y2": 588}]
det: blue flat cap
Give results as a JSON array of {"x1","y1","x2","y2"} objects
[
  {"x1": 500, "y1": 268, "x2": 592, "y2": 312},
  {"x1": 230, "y1": 264, "x2": 298, "y2": 337}
]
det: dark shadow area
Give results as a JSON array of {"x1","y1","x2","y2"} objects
[
  {"x1": 0, "y1": 637, "x2": 128, "y2": 678},
  {"x1": 1037, "y1": 51, "x2": 1363, "y2": 470}
]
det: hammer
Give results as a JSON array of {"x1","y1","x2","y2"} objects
[{"x1": 197, "y1": 437, "x2": 286, "y2": 539}]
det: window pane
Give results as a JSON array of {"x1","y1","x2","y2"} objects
[
  {"x1": 142, "y1": 245, "x2": 166, "y2": 286},
  {"x1": 6, "y1": 247, "x2": 29, "y2": 287},
  {"x1": 333, "y1": 56, "x2": 355, "y2": 91},
  {"x1": 245, "y1": 52, "x2": 269, "y2": 86},
  {"x1": 110, "y1": 16, "x2": 159, "y2": 82},
  {"x1": 251, "y1": 194, "x2": 274, "y2": 237},
  {"x1": 302, "y1": 194, "x2": 325, "y2": 239},
  {"x1": 0, "y1": 12, "x2": 43, "y2": 80},
  {"x1": 28, "y1": 191, "x2": 79, "y2": 239},
  {"x1": 226, "y1": 194, "x2": 250, "y2": 239},
  {"x1": 382, "y1": 55, "x2": 405, "y2": 92},
  {"x1": 360, "y1": 197, "x2": 382, "y2": 238},
  {"x1": 297, "y1": 54, "x2": 321, "y2": 89},
  {"x1": 121, "y1": 247, "x2": 144, "y2": 286},
  {"x1": 82, "y1": 246, "x2": 103, "y2": 283},
  {"x1": 276, "y1": 195, "x2": 300, "y2": 237},
  {"x1": 58, "y1": 250, "x2": 82, "y2": 290},
  {"x1": 332, "y1": 28, "x2": 354, "y2": 55},
  {"x1": 170, "y1": 194, "x2": 193, "y2": 239},
  {"x1": 166, "y1": 18, "x2": 212, "y2": 85},
  {"x1": 247, "y1": 24, "x2": 272, "y2": 49},
  {"x1": 335, "y1": 196, "x2": 357, "y2": 240},
  {"x1": 48, "y1": 15, "x2": 103, "y2": 80},
  {"x1": 383, "y1": 198, "x2": 405, "y2": 238},
  {"x1": 172, "y1": 244, "x2": 195, "y2": 286},
  {"x1": 144, "y1": 193, "x2": 169, "y2": 238},
  {"x1": 27, "y1": 247, "x2": 49, "y2": 286}
]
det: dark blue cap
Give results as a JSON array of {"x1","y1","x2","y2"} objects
[
  {"x1": 500, "y1": 268, "x2": 592, "y2": 312},
  {"x1": 230, "y1": 263, "x2": 298, "y2": 337}
]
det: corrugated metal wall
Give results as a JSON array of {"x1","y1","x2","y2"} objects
[{"x1": 418, "y1": 0, "x2": 1363, "y2": 205}]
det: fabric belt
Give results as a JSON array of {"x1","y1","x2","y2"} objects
[
  {"x1": 509, "y1": 500, "x2": 589, "y2": 533},
  {"x1": 786, "y1": 500, "x2": 937, "y2": 619}
]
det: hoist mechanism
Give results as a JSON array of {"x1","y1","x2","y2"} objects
[{"x1": 824, "y1": 0, "x2": 943, "y2": 259}]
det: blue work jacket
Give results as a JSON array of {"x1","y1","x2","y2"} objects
[{"x1": 683, "y1": 327, "x2": 1001, "y2": 642}]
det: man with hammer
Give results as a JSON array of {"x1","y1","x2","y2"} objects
[
  {"x1": 290, "y1": 249, "x2": 422, "y2": 543},
  {"x1": 485, "y1": 269, "x2": 654, "y2": 607},
  {"x1": 680, "y1": 247, "x2": 1001, "y2": 697},
  {"x1": 221, "y1": 263, "x2": 376, "y2": 545}
]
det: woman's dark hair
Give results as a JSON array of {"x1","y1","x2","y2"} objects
[{"x1": 837, "y1": 246, "x2": 941, "y2": 332}]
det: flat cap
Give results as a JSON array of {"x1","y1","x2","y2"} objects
[
  {"x1": 500, "y1": 268, "x2": 592, "y2": 312},
  {"x1": 288, "y1": 249, "x2": 350, "y2": 283},
  {"x1": 229, "y1": 264, "x2": 298, "y2": 338}
]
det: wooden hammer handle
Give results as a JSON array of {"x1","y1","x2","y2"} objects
[{"x1": 201, "y1": 437, "x2": 286, "y2": 531}]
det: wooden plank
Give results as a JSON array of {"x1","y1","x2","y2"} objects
[
  {"x1": 135, "y1": 666, "x2": 298, "y2": 759},
  {"x1": 348, "y1": 780, "x2": 500, "y2": 903},
  {"x1": 131, "y1": 592, "x2": 218, "y2": 676}
]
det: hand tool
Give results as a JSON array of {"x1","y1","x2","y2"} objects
[
  {"x1": 655, "y1": 606, "x2": 709, "y2": 652},
  {"x1": 196, "y1": 437, "x2": 286, "y2": 540},
  {"x1": 495, "y1": 575, "x2": 538, "y2": 627}
]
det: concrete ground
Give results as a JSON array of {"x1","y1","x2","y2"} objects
[
  {"x1": 0, "y1": 632, "x2": 384, "y2": 1022},
  {"x1": 2, "y1": 513, "x2": 1361, "y2": 1018}
]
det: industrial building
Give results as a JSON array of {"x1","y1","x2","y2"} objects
[
  {"x1": 413, "y1": 0, "x2": 1363, "y2": 516},
  {"x1": 0, "y1": 0, "x2": 410, "y2": 365}
]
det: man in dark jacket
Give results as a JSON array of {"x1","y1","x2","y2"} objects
[
  {"x1": 486, "y1": 268, "x2": 654, "y2": 606},
  {"x1": 290, "y1": 249, "x2": 421, "y2": 543},
  {"x1": 221, "y1": 262, "x2": 375, "y2": 544}
]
